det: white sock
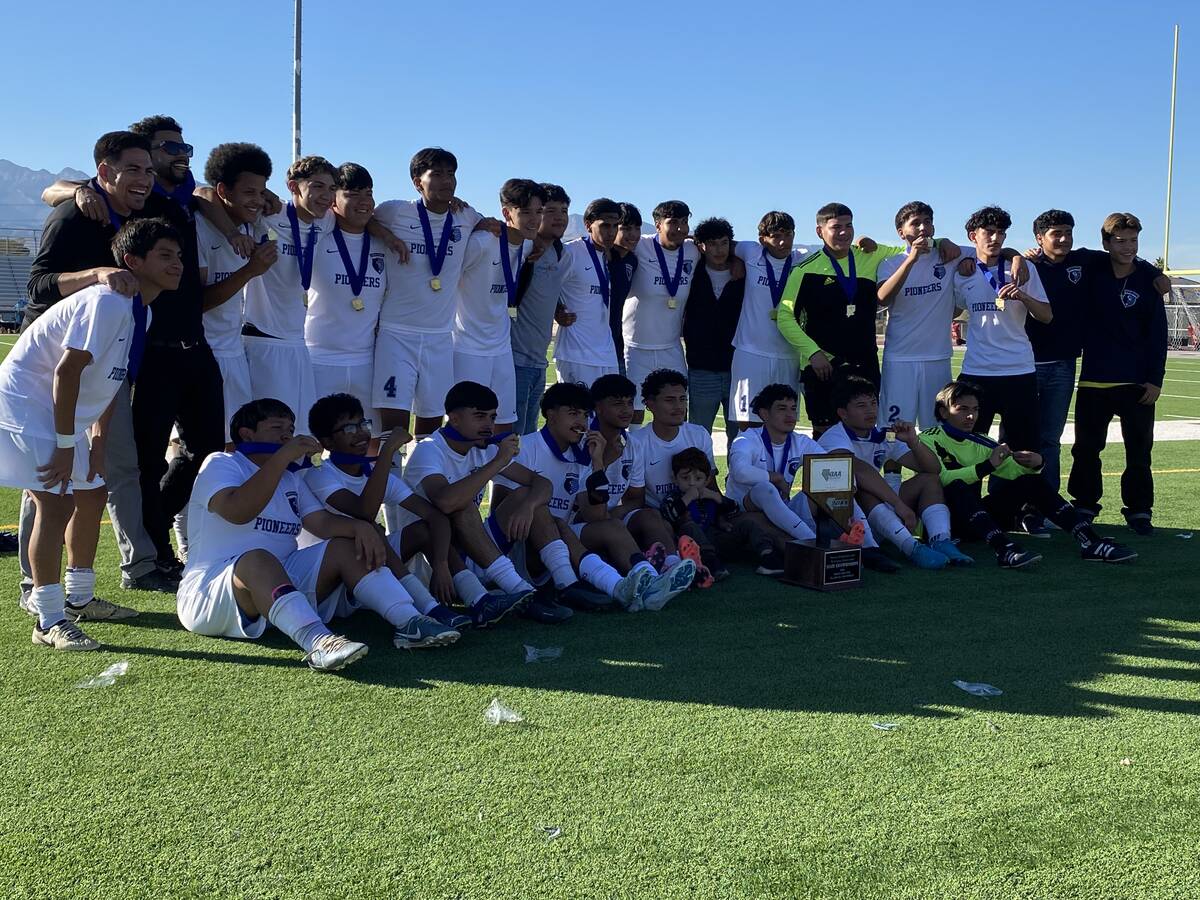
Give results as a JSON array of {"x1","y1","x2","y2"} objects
[
  {"x1": 579, "y1": 553, "x2": 622, "y2": 597},
  {"x1": 352, "y1": 568, "x2": 419, "y2": 626},
  {"x1": 868, "y1": 504, "x2": 916, "y2": 556},
  {"x1": 32, "y1": 583, "x2": 66, "y2": 630},
  {"x1": 922, "y1": 503, "x2": 952, "y2": 545},
  {"x1": 665, "y1": 554, "x2": 681, "y2": 568},
  {"x1": 751, "y1": 482, "x2": 816, "y2": 541},
  {"x1": 485, "y1": 556, "x2": 533, "y2": 594},
  {"x1": 399, "y1": 573, "x2": 437, "y2": 614},
  {"x1": 631, "y1": 560, "x2": 657, "y2": 579},
  {"x1": 267, "y1": 591, "x2": 330, "y2": 653},
  {"x1": 538, "y1": 539, "x2": 577, "y2": 589},
  {"x1": 452, "y1": 570, "x2": 489, "y2": 607},
  {"x1": 64, "y1": 567, "x2": 96, "y2": 606}
]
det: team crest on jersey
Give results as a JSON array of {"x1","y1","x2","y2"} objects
[
  {"x1": 621, "y1": 461, "x2": 632, "y2": 480},
  {"x1": 564, "y1": 473, "x2": 580, "y2": 495},
  {"x1": 933, "y1": 264, "x2": 946, "y2": 279},
  {"x1": 1067, "y1": 266, "x2": 1083, "y2": 284},
  {"x1": 682, "y1": 260, "x2": 694, "y2": 274},
  {"x1": 1121, "y1": 289, "x2": 1140, "y2": 308},
  {"x1": 787, "y1": 459, "x2": 802, "y2": 478},
  {"x1": 873, "y1": 448, "x2": 886, "y2": 468},
  {"x1": 371, "y1": 255, "x2": 385, "y2": 273},
  {"x1": 286, "y1": 491, "x2": 300, "y2": 517},
  {"x1": 451, "y1": 226, "x2": 463, "y2": 242}
]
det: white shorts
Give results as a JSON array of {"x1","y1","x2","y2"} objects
[
  {"x1": 214, "y1": 351, "x2": 252, "y2": 444},
  {"x1": 879, "y1": 358, "x2": 953, "y2": 429},
  {"x1": 176, "y1": 541, "x2": 349, "y2": 640},
  {"x1": 0, "y1": 428, "x2": 104, "y2": 493},
  {"x1": 243, "y1": 337, "x2": 317, "y2": 429},
  {"x1": 729, "y1": 349, "x2": 802, "y2": 423},
  {"x1": 555, "y1": 359, "x2": 618, "y2": 390},
  {"x1": 453, "y1": 349, "x2": 517, "y2": 425},
  {"x1": 312, "y1": 360, "x2": 381, "y2": 435},
  {"x1": 374, "y1": 328, "x2": 455, "y2": 419},
  {"x1": 624, "y1": 345, "x2": 687, "y2": 410}
]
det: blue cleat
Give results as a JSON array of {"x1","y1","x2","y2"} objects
[
  {"x1": 908, "y1": 543, "x2": 949, "y2": 570},
  {"x1": 930, "y1": 539, "x2": 974, "y2": 566},
  {"x1": 426, "y1": 603, "x2": 473, "y2": 630},
  {"x1": 470, "y1": 590, "x2": 533, "y2": 629}
]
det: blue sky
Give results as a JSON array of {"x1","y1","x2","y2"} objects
[{"x1": 3, "y1": 0, "x2": 1198, "y2": 266}]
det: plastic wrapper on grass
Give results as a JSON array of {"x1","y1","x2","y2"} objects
[
  {"x1": 75, "y1": 661, "x2": 130, "y2": 689},
  {"x1": 953, "y1": 680, "x2": 1003, "y2": 697},
  {"x1": 871, "y1": 722, "x2": 901, "y2": 731},
  {"x1": 484, "y1": 698, "x2": 524, "y2": 725},
  {"x1": 524, "y1": 645, "x2": 562, "y2": 663}
]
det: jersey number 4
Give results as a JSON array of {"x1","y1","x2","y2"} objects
[{"x1": 383, "y1": 376, "x2": 397, "y2": 399}]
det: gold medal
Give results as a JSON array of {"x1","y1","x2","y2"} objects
[
  {"x1": 266, "y1": 227, "x2": 279, "y2": 242},
  {"x1": 310, "y1": 452, "x2": 323, "y2": 468},
  {"x1": 430, "y1": 277, "x2": 442, "y2": 291},
  {"x1": 845, "y1": 304, "x2": 856, "y2": 317},
  {"x1": 508, "y1": 307, "x2": 518, "y2": 319},
  {"x1": 994, "y1": 296, "x2": 1006, "y2": 310},
  {"x1": 667, "y1": 298, "x2": 678, "y2": 310},
  {"x1": 769, "y1": 308, "x2": 778, "y2": 321},
  {"x1": 351, "y1": 297, "x2": 365, "y2": 312}
]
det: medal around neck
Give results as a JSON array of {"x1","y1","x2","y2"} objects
[{"x1": 430, "y1": 277, "x2": 442, "y2": 291}]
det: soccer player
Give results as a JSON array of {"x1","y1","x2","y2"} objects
[
  {"x1": 511, "y1": 184, "x2": 570, "y2": 435},
  {"x1": 1068, "y1": 214, "x2": 1170, "y2": 536},
  {"x1": 628, "y1": 369, "x2": 717, "y2": 511},
  {"x1": 2, "y1": 218, "x2": 182, "y2": 650},
  {"x1": 684, "y1": 217, "x2": 744, "y2": 439},
  {"x1": 920, "y1": 381, "x2": 1137, "y2": 566},
  {"x1": 623, "y1": 201, "x2": 700, "y2": 416},
  {"x1": 554, "y1": 198, "x2": 623, "y2": 387},
  {"x1": 454, "y1": 178, "x2": 545, "y2": 434},
  {"x1": 818, "y1": 375, "x2": 973, "y2": 568}
]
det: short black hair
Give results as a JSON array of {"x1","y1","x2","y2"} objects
[
  {"x1": 287, "y1": 155, "x2": 336, "y2": 183},
  {"x1": 934, "y1": 380, "x2": 983, "y2": 420},
  {"x1": 336, "y1": 162, "x2": 373, "y2": 191},
  {"x1": 583, "y1": 197, "x2": 622, "y2": 225},
  {"x1": 541, "y1": 381, "x2": 592, "y2": 416},
  {"x1": 110, "y1": 217, "x2": 181, "y2": 267},
  {"x1": 652, "y1": 200, "x2": 691, "y2": 223},
  {"x1": 816, "y1": 202, "x2": 852, "y2": 224},
  {"x1": 758, "y1": 211, "x2": 795, "y2": 235},
  {"x1": 128, "y1": 115, "x2": 183, "y2": 138},
  {"x1": 204, "y1": 142, "x2": 272, "y2": 189},
  {"x1": 750, "y1": 383, "x2": 798, "y2": 415},
  {"x1": 671, "y1": 447, "x2": 712, "y2": 476},
  {"x1": 641, "y1": 368, "x2": 688, "y2": 402},
  {"x1": 308, "y1": 393, "x2": 363, "y2": 440},
  {"x1": 445, "y1": 381, "x2": 498, "y2": 414},
  {"x1": 895, "y1": 201, "x2": 933, "y2": 231},
  {"x1": 410, "y1": 147, "x2": 458, "y2": 181},
  {"x1": 541, "y1": 183, "x2": 570, "y2": 206},
  {"x1": 1033, "y1": 209, "x2": 1074, "y2": 236},
  {"x1": 230, "y1": 398, "x2": 294, "y2": 442},
  {"x1": 93, "y1": 131, "x2": 151, "y2": 167},
  {"x1": 965, "y1": 206, "x2": 1011, "y2": 233},
  {"x1": 499, "y1": 178, "x2": 547, "y2": 209},
  {"x1": 590, "y1": 373, "x2": 636, "y2": 404},
  {"x1": 832, "y1": 375, "x2": 879, "y2": 411},
  {"x1": 693, "y1": 217, "x2": 734, "y2": 244},
  {"x1": 617, "y1": 203, "x2": 642, "y2": 229}
]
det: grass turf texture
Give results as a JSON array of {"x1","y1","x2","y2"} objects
[{"x1": 2, "y1": 440, "x2": 1199, "y2": 898}]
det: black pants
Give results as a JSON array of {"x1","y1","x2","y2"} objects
[
  {"x1": 943, "y1": 475, "x2": 1083, "y2": 540},
  {"x1": 1068, "y1": 384, "x2": 1155, "y2": 517},
  {"x1": 801, "y1": 354, "x2": 880, "y2": 427},
  {"x1": 677, "y1": 516, "x2": 774, "y2": 571},
  {"x1": 959, "y1": 372, "x2": 1039, "y2": 451},
  {"x1": 131, "y1": 343, "x2": 225, "y2": 561}
]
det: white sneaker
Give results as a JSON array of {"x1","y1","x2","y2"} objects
[
  {"x1": 642, "y1": 560, "x2": 697, "y2": 612},
  {"x1": 64, "y1": 596, "x2": 139, "y2": 621},
  {"x1": 304, "y1": 634, "x2": 368, "y2": 672},
  {"x1": 32, "y1": 620, "x2": 100, "y2": 651},
  {"x1": 614, "y1": 567, "x2": 654, "y2": 612}
]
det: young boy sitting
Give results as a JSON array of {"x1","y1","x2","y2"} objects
[
  {"x1": 919, "y1": 381, "x2": 1138, "y2": 568},
  {"x1": 818, "y1": 375, "x2": 973, "y2": 569}
]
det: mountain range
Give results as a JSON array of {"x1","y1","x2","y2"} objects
[{"x1": 0, "y1": 159, "x2": 90, "y2": 231}]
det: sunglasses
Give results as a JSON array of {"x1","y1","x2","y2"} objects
[
  {"x1": 333, "y1": 419, "x2": 373, "y2": 436},
  {"x1": 152, "y1": 140, "x2": 194, "y2": 158}
]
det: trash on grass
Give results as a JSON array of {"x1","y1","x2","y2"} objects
[
  {"x1": 1119, "y1": 757, "x2": 1133, "y2": 766},
  {"x1": 75, "y1": 661, "x2": 129, "y2": 689},
  {"x1": 986, "y1": 719, "x2": 1001, "y2": 733},
  {"x1": 484, "y1": 698, "x2": 524, "y2": 725},
  {"x1": 543, "y1": 826, "x2": 562, "y2": 840},
  {"x1": 871, "y1": 722, "x2": 901, "y2": 731},
  {"x1": 524, "y1": 645, "x2": 563, "y2": 664},
  {"x1": 1176, "y1": 532, "x2": 1193, "y2": 540},
  {"x1": 953, "y1": 680, "x2": 1003, "y2": 697}
]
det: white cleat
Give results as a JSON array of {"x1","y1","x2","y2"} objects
[
  {"x1": 64, "y1": 597, "x2": 139, "y2": 621},
  {"x1": 304, "y1": 634, "x2": 369, "y2": 672},
  {"x1": 642, "y1": 559, "x2": 697, "y2": 612},
  {"x1": 614, "y1": 567, "x2": 654, "y2": 612},
  {"x1": 32, "y1": 620, "x2": 100, "y2": 651}
]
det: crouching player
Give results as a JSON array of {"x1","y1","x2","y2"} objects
[
  {"x1": 920, "y1": 381, "x2": 1137, "y2": 568},
  {"x1": 304, "y1": 392, "x2": 470, "y2": 646},
  {"x1": 177, "y1": 399, "x2": 434, "y2": 671},
  {"x1": 818, "y1": 375, "x2": 973, "y2": 569}
]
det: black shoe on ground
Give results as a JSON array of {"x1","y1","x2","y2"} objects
[
  {"x1": 1123, "y1": 511, "x2": 1154, "y2": 537},
  {"x1": 521, "y1": 597, "x2": 574, "y2": 624},
  {"x1": 0, "y1": 531, "x2": 18, "y2": 553},
  {"x1": 1082, "y1": 538, "x2": 1138, "y2": 563},
  {"x1": 558, "y1": 581, "x2": 616, "y2": 612},
  {"x1": 1019, "y1": 511, "x2": 1053, "y2": 539},
  {"x1": 861, "y1": 547, "x2": 901, "y2": 574},
  {"x1": 121, "y1": 567, "x2": 182, "y2": 592},
  {"x1": 998, "y1": 545, "x2": 1042, "y2": 569},
  {"x1": 756, "y1": 548, "x2": 785, "y2": 576},
  {"x1": 157, "y1": 556, "x2": 185, "y2": 577}
]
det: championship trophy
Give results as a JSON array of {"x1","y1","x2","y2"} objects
[{"x1": 781, "y1": 451, "x2": 863, "y2": 591}]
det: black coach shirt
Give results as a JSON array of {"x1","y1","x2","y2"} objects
[
  {"x1": 683, "y1": 263, "x2": 743, "y2": 372},
  {"x1": 1078, "y1": 256, "x2": 1167, "y2": 387}
]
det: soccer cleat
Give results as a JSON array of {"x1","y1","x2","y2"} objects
[
  {"x1": 614, "y1": 567, "x2": 654, "y2": 612},
  {"x1": 997, "y1": 546, "x2": 1042, "y2": 569},
  {"x1": 756, "y1": 548, "x2": 785, "y2": 576},
  {"x1": 839, "y1": 521, "x2": 866, "y2": 546},
  {"x1": 930, "y1": 539, "x2": 975, "y2": 566},
  {"x1": 643, "y1": 542, "x2": 667, "y2": 573},
  {"x1": 908, "y1": 543, "x2": 949, "y2": 570},
  {"x1": 18, "y1": 586, "x2": 35, "y2": 617},
  {"x1": 426, "y1": 603, "x2": 473, "y2": 630},
  {"x1": 676, "y1": 535, "x2": 704, "y2": 572},
  {"x1": 862, "y1": 547, "x2": 900, "y2": 574},
  {"x1": 559, "y1": 581, "x2": 618, "y2": 612},
  {"x1": 32, "y1": 620, "x2": 100, "y2": 652},
  {"x1": 1081, "y1": 539, "x2": 1138, "y2": 564},
  {"x1": 157, "y1": 556, "x2": 186, "y2": 577},
  {"x1": 121, "y1": 568, "x2": 181, "y2": 592},
  {"x1": 1019, "y1": 512, "x2": 1053, "y2": 539},
  {"x1": 305, "y1": 633, "x2": 369, "y2": 671},
  {"x1": 520, "y1": 597, "x2": 574, "y2": 624},
  {"x1": 393, "y1": 614, "x2": 461, "y2": 649},
  {"x1": 470, "y1": 590, "x2": 533, "y2": 629},
  {"x1": 642, "y1": 559, "x2": 697, "y2": 611},
  {"x1": 64, "y1": 596, "x2": 139, "y2": 622}
]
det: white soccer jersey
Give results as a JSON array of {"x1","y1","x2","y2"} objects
[
  {"x1": 196, "y1": 215, "x2": 256, "y2": 358},
  {"x1": 303, "y1": 462, "x2": 413, "y2": 513},
  {"x1": 554, "y1": 238, "x2": 619, "y2": 368},
  {"x1": 403, "y1": 430, "x2": 498, "y2": 508},
  {"x1": 725, "y1": 426, "x2": 824, "y2": 505},
  {"x1": 454, "y1": 230, "x2": 529, "y2": 356},
  {"x1": 953, "y1": 262, "x2": 1049, "y2": 376},
  {"x1": 243, "y1": 205, "x2": 336, "y2": 342},
  {"x1": 622, "y1": 235, "x2": 701, "y2": 350},
  {"x1": 305, "y1": 229, "x2": 390, "y2": 365},
  {"x1": 629, "y1": 422, "x2": 714, "y2": 508},
  {"x1": 876, "y1": 245, "x2": 973, "y2": 363},
  {"x1": 494, "y1": 428, "x2": 588, "y2": 520},
  {"x1": 598, "y1": 430, "x2": 643, "y2": 508},
  {"x1": 817, "y1": 422, "x2": 910, "y2": 471},
  {"x1": 184, "y1": 451, "x2": 324, "y2": 570},
  {"x1": 374, "y1": 199, "x2": 482, "y2": 334},
  {"x1": 733, "y1": 241, "x2": 818, "y2": 358},
  {"x1": 0, "y1": 285, "x2": 145, "y2": 439}
]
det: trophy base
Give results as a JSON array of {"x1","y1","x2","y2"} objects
[{"x1": 779, "y1": 540, "x2": 862, "y2": 591}]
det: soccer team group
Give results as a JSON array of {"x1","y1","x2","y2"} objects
[{"x1": 0, "y1": 115, "x2": 1171, "y2": 672}]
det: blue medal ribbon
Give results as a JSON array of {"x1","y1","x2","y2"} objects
[
  {"x1": 822, "y1": 247, "x2": 858, "y2": 302},
  {"x1": 152, "y1": 169, "x2": 196, "y2": 209},
  {"x1": 843, "y1": 423, "x2": 888, "y2": 445},
  {"x1": 588, "y1": 414, "x2": 627, "y2": 448},
  {"x1": 332, "y1": 226, "x2": 371, "y2": 297},
  {"x1": 234, "y1": 442, "x2": 316, "y2": 472},
  {"x1": 937, "y1": 420, "x2": 999, "y2": 449},
  {"x1": 439, "y1": 425, "x2": 507, "y2": 446},
  {"x1": 328, "y1": 451, "x2": 377, "y2": 476},
  {"x1": 583, "y1": 237, "x2": 610, "y2": 306},
  {"x1": 652, "y1": 236, "x2": 685, "y2": 298},
  {"x1": 417, "y1": 201, "x2": 454, "y2": 279},
  {"x1": 285, "y1": 202, "x2": 318, "y2": 291},
  {"x1": 128, "y1": 293, "x2": 147, "y2": 382},
  {"x1": 759, "y1": 427, "x2": 795, "y2": 476},
  {"x1": 977, "y1": 260, "x2": 1006, "y2": 294},
  {"x1": 498, "y1": 224, "x2": 525, "y2": 311},
  {"x1": 540, "y1": 424, "x2": 591, "y2": 465},
  {"x1": 89, "y1": 179, "x2": 125, "y2": 231},
  {"x1": 761, "y1": 249, "x2": 794, "y2": 309}
]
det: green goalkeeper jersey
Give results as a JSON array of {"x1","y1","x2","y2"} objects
[{"x1": 918, "y1": 423, "x2": 1039, "y2": 486}]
